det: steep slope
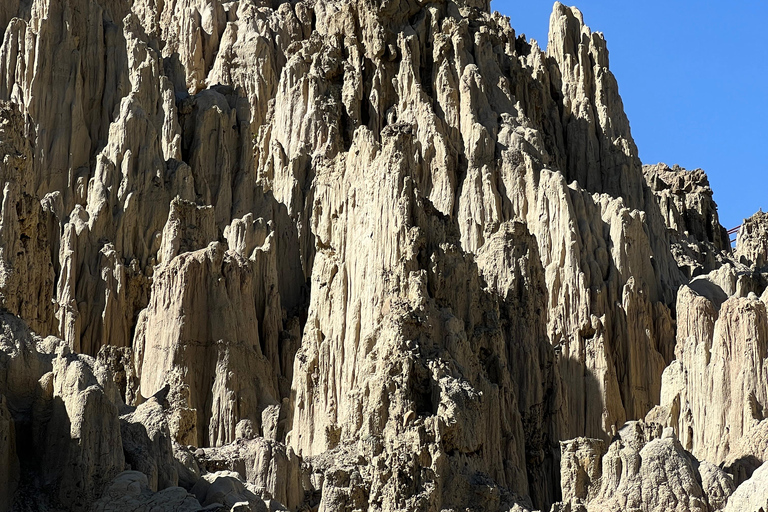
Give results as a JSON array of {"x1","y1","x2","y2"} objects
[
  {"x1": 646, "y1": 213, "x2": 768, "y2": 489},
  {"x1": 0, "y1": 0, "x2": 766, "y2": 511}
]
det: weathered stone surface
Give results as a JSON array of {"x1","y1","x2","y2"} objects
[
  {"x1": 0, "y1": 312, "x2": 124, "y2": 511},
  {"x1": 736, "y1": 211, "x2": 768, "y2": 268},
  {"x1": 134, "y1": 241, "x2": 282, "y2": 448},
  {"x1": 0, "y1": 393, "x2": 18, "y2": 512},
  {"x1": 721, "y1": 462, "x2": 768, "y2": 512},
  {"x1": 193, "y1": 437, "x2": 303, "y2": 509},
  {"x1": 157, "y1": 198, "x2": 216, "y2": 265},
  {"x1": 120, "y1": 392, "x2": 179, "y2": 492},
  {"x1": 700, "y1": 462, "x2": 737, "y2": 511},
  {"x1": 722, "y1": 418, "x2": 768, "y2": 485},
  {"x1": 0, "y1": 0, "x2": 131, "y2": 210},
  {"x1": 191, "y1": 470, "x2": 269, "y2": 512},
  {"x1": 46, "y1": 348, "x2": 127, "y2": 509},
  {"x1": 286, "y1": 121, "x2": 558, "y2": 508},
  {"x1": 558, "y1": 437, "x2": 605, "y2": 505},
  {"x1": 555, "y1": 421, "x2": 735, "y2": 512},
  {"x1": 0, "y1": 101, "x2": 56, "y2": 336},
  {"x1": 653, "y1": 283, "x2": 768, "y2": 469},
  {"x1": 91, "y1": 470, "x2": 202, "y2": 512},
  {"x1": 644, "y1": 163, "x2": 731, "y2": 278},
  {"x1": 1, "y1": 0, "x2": 766, "y2": 510},
  {"x1": 54, "y1": 11, "x2": 182, "y2": 356}
]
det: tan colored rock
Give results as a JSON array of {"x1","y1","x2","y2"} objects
[
  {"x1": 722, "y1": 462, "x2": 768, "y2": 512},
  {"x1": 54, "y1": 12, "x2": 183, "y2": 355},
  {"x1": 736, "y1": 211, "x2": 768, "y2": 268},
  {"x1": 45, "y1": 348, "x2": 127, "y2": 509},
  {"x1": 224, "y1": 214, "x2": 269, "y2": 260},
  {"x1": 0, "y1": 1, "x2": 21, "y2": 34},
  {"x1": 97, "y1": 344, "x2": 141, "y2": 406},
  {"x1": 700, "y1": 462, "x2": 737, "y2": 511},
  {"x1": 548, "y1": 2, "x2": 642, "y2": 203},
  {"x1": 287, "y1": 122, "x2": 557, "y2": 508},
  {"x1": 558, "y1": 438, "x2": 605, "y2": 505},
  {"x1": 654, "y1": 285, "x2": 768, "y2": 467},
  {"x1": 90, "y1": 470, "x2": 202, "y2": 512},
  {"x1": 193, "y1": 437, "x2": 302, "y2": 509},
  {"x1": 190, "y1": 470, "x2": 268, "y2": 512},
  {"x1": 555, "y1": 421, "x2": 735, "y2": 512},
  {"x1": 255, "y1": 16, "x2": 682, "y2": 510},
  {"x1": 134, "y1": 241, "x2": 281, "y2": 448},
  {"x1": 644, "y1": 163, "x2": 731, "y2": 278},
  {"x1": 0, "y1": 0, "x2": 131, "y2": 209},
  {"x1": 143, "y1": 0, "x2": 228, "y2": 94},
  {"x1": 722, "y1": 419, "x2": 768, "y2": 485},
  {"x1": 0, "y1": 101, "x2": 56, "y2": 336},
  {"x1": 177, "y1": 84, "x2": 256, "y2": 229},
  {"x1": 3, "y1": 5, "x2": 686, "y2": 497},
  {"x1": 120, "y1": 392, "x2": 179, "y2": 492},
  {"x1": 2, "y1": 0, "x2": 763, "y2": 509},
  {"x1": 0, "y1": 312, "x2": 125, "y2": 511},
  {"x1": 207, "y1": 1, "x2": 310, "y2": 132},
  {"x1": 158, "y1": 197, "x2": 216, "y2": 265},
  {"x1": 172, "y1": 442, "x2": 202, "y2": 490}
]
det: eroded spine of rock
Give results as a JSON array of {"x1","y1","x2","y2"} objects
[{"x1": 0, "y1": 0, "x2": 766, "y2": 511}]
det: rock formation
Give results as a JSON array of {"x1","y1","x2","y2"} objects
[
  {"x1": 0, "y1": 0, "x2": 766, "y2": 511},
  {"x1": 554, "y1": 421, "x2": 736, "y2": 512},
  {"x1": 736, "y1": 211, "x2": 768, "y2": 268},
  {"x1": 644, "y1": 163, "x2": 731, "y2": 279},
  {"x1": 722, "y1": 462, "x2": 768, "y2": 512}
]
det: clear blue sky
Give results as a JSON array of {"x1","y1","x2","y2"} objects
[{"x1": 490, "y1": 1, "x2": 768, "y2": 230}]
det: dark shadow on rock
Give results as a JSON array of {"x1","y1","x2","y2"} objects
[{"x1": 725, "y1": 454, "x2": 763, "y2": 486}]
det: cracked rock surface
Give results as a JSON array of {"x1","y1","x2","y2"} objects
[{"x1": 0, "y1": 0, "x2": 767, "y2": 511}]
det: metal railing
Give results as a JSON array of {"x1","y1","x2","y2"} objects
[{"x1": 728, "y1": 225, "x2": 741, "y2": 245}]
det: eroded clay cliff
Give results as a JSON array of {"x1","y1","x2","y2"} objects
[{"x1": 0, "y1": 0, "x2": 766, "y2": 511}]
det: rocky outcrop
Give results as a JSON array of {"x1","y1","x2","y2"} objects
[
  {"x1": 269, "y1": 3, "x2": 682, "y2": 482},
  {"x1": 90, "y1": 471, "x2": 202, "y2": 512},
  {"x1": 722, "y1": 462, "x2": 768, "y2": 512},
  {"x1": 0, "y1": 0, "x2": 131, "y2": 209},
  {"x1": 0, "y1": 0, "x2": 766, "y2": 510},
  {"x1": 0, "y1": 393, "x2": 17, "y2": 512},
  {"x1": 45, "y1": 347, "x2": 126, "y2": 509},
  {"x1": 644, "y1": 163, "x2": 731, "y2": 278},
  {"x1": 0, "y1": 312, "x2": 124, "y2": 511},
  {"x1": 736, "y1": 211, "x2": 768, "y2": 268},
  {"x1": 190, "y1": 471, "x2": 269, "y2": 512},
  {"x1": 120, "y1": 393, "x2": 180, "y2": 492},
  {"x1": 92, "y1": 467, "x2": 292, "y2": 512},
  {"x1": 0, "y1": 309, "x2": 291, "y2": 511},
  {"x1": 554, "y1": 421, "x2": 735, "y2": 512},
  {"x1": 639, "y1": 166, "x2": 768, "y2": 504},
  {"x1": 286, "y1": 120, "x2": 558, "y2": 507},
  {"x1": 53, "y1": 11, "x2": 182, "y2": 356},
  {"x1": 0, "y1": 101, "x2": 56, "y2": 336},
  {"x1": 193, "y1": 437, "x2": 303, "y2": 509},
  {"x1": 723, "y1": 419, "x2": 768, "y2": 485},
  {"x1": 651, "y1": 280, "x2": 768, "y2": 470},
  {"x1": 134, "y1": 241, "x2": 282, "y2": 448}
]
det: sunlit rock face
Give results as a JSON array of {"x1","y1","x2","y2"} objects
[
  {"x1": 554, "y1": 421, "x2": 736, "y2": 512},
  {"x1": 0, "y1": 0, "x2": 766, "y2": 510}
]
